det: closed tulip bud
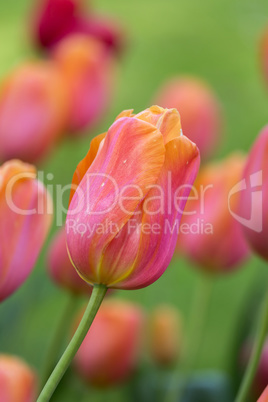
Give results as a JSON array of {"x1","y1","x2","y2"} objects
[
  {"x1": 154, "y1": 77, "x2": 222, "y2": 160},
  {"x1": 33, "y1": 0, "x2": 124, "y2": 54},
  {"x1": 0, "y1": 355, "x2": 37, "y2": 402},
  {"x1": 74, "y1": 299, "x2": 144, "y2": 387},
  {"x1": 66, "y1": 106, "x2": 200, "y2": 289},
  {"x1": 0, "y1": 62, "x2": 68, "y2": 163},
  {"x1": 149, "y1": 305, "x2": 182, "y2": 367},
  {"x1": 177, "y1": 154, "x2": 250, "y2": 273},
  {"x1": 52, "y1": 34, "x2": 114, "y2": 134},
  {"x1": 0, "y1": 160, "x2": 52, "y2": 301},
  {"x1": 261, "y1": 28, "x2": 268, "y2": 86},
  {"x1": 258, "y1": 386, "x2": 268, "y2": 402},
  {"x1": 239, "y1": 126, "x2": 268, "y2": 261},
  {"x1": 47, "y1": 227, "x2": 92, "y2": 295}
]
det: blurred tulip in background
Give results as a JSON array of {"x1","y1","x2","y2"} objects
[
  {"x1": 47, "y1": 227, "x2": 92, "y2": 295},
  {"x1": 154, "y1": 77, "x2": 222, "y2": 160},
  {"x1": 260, "y1": 27, "x2": 268, "y2": 87},
  {"x1": 149, "y1": 304, "x2": 182, "y2": 367},
  {"x1": 74, "y1": 299, "x2": 144, "y2": 387},
  {"x1": 52, "y1": 34, "x2": 115, "y2": 134},
  {"x1": 0, "y1": 354, "x2": 37, "y2": 402},
  {"x1": 0, "y1": 160, "x2": 52, "y2": 301},
  {"x1": 66, "y1": 106, "x2": 200, "y2": 289},
  {"x1": 177, "y1": 154, "x2": 250, "y2": 272},
  {"x1": 239, "y1": 126, "x2": 268, "y2": 261},
  {"x1": 33, "y1": 0, "x2": 124, "y2": 54},
  {"x1": 0, "y1": 62, "x2": 68, "y2": 163}
]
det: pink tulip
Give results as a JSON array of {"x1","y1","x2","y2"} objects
[
  {"x1": 47, "y1": 227, "x2": 92, "y2": 295},
  {"x1": 149, "y1": 304, "x2": 182, "y2": 367},
  {"x1": 261, "y1": 28, "x2": 268, "y2": 86},
  {"x1": 154, "y1": 77, "x2": 222, "y2": 160},
  {"x1": 239, "y1": 126, "x2": 268, "y2": 261},
  {"x1": 0, "y1": 62, "x2": 68, "y2": 163},
  {"x1": 32, "y1": 0, "x2": 124, "y2": 54},
  {"x1": 242, "y1": 339, "x2": 268, "y2": 399},
  {"x1": 177, "y1": 154, "x2": 250, "y2": 273},
  {"x1": 0, "y1": 355, "x2": 37, "y2": 402},
  {"x1": 74, "y1": 299, "x2": 144, "y2": 387},
  {"x1": 66, "y1": 106, "x2": 200, "y2": 289},
  {"x1": 52, "y1": 34, "x2": 115, "y2": 134},
  {"x1": 258, "y1": 386, "x2": 268, "y2": 402},
  {"x1": 0, "y1": 160, "x2": 52, "y2": 301}
]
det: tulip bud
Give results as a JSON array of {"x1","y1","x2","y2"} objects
[
  {"x1": 66, "y1": 105, "x2": 200, "y2": 289},
  {"x1": 0, "y1": 160, "x2": 52, "y2": 301},
  {"x1": 177, "y1": 154, "x2": 250, "y2": 272},
  {"x1": 52, "y1": 34, "x2": 114, "y2": 134},
  {"x1": 241, "y1": 338, "x2": 268, "y2": 399},
  {"x1": 154, "y1": 77, "x2": 222, "y2": 160},
  {"x1": 149, "y1": 305, "x2": 182, "y2": 367},
  {"x1": 74, "y1": 299, "x2": 144, "y2": 387},
  {"x1": 0, "y1": 62, "x2": 68, "y2": 163},
  {"x1": 47, "y1": 227, "x2": 92, "y2": 295},
  {"x1": 0, "y1": 355, "x2": 37, "y2": 401},
  {"x1": 258, "y1": 386, "x2": 268, "y2": 402},
  {"x1": 260, "y1": 28, "x2": 268, "y2": 86},
  {"x1": 33, "y1": 0, "x2": 124, "y2": 54},
  {"x1": 239, "y1": 126, "x2": 268, "y2": 261}
]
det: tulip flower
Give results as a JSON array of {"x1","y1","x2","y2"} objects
[
  {"x1": 261, "y1": 28, "x2": 268, "y2": 86},
  {"x1": 177, "y1": 154, "x2": 250, "y2": 273},
  {"x1": 0, "y1": 62, "x2": 68, "y2": 163},
  {"x1": 239, "y1": 126, "x2": 268, "y2": 261},
  {"x1": 154, "y1": 77, "x2": 222, "y2": 160},
  {"x1": 0, "y1": 355, "x2": 37, "y2": 402},
  {"x1": 0, "y1": 160, "x2": 52, "y2": 301},
  {"x1": 48, "y1": 227, "x2": 92, "y2": 295},
  {"x1": 74, "y1": 299, "x2": 144, "y2": 387},
  {"x1": 52, "y1": 34, "x2": 114, "y2": 134},
  {"x1": 33, "y1": 0, "x2": 124, "y2": 54},
  {"x1": 149, "y1": 304, "x2": 182, "y2": 367},
  {"x1": 241, "y1": 338, "x2": 268, "y2": 400},
  {"x1": 258, "y1": 386, "x2": 268, "y2": 402},
  {"x1": 66, "y1": 105, "x2": 200, "y2": 289}
]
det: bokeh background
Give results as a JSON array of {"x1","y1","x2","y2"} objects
[{"x1": 1, "y1": 0, "x2": 268, "y2": 400}]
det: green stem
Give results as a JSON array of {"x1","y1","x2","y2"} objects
[
  {"x1": 164, "y1": 273, "x2": 213, "y2": 402},
  {"x1": 37, "y1": 284, "x2": 107, "y2": 402},
  {"x1": 41, "y1": 292, "x2": 77, "y2": 386},
  {"x1": 235, "y1": 287, "x2": 268, "y2": 402},
  {"x1": 184, "y1": 273, "x2": 213, "y2": 371}
]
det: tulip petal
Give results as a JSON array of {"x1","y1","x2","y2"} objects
[
  {"x1": 109, "y1": 135, "x2": 200, "y2": 289},
  {"x1": 136, "y1": 106, "x2": 181, "y2": 144},
  {"x1": 69, "y1": 132, "x2": 106, "y2": 204},
  {"x1": 66, "y1": 117, "x2": 165, "y2": 284}
]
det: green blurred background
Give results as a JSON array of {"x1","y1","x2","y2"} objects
[{"x1": 0, "y1": 0, "x2": 268, "y2": 400}]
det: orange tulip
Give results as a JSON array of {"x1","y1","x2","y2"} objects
[
  {"x1": 0, "y1": 355, "x2": 37, "y2": 402},
  {"x1": 149, "y1": 304, "x2": 182, "y2": 367},
  {"x1": 177, "y1": 154, "x2": 250, "y2": 272},
  {"x1": 66, "y1": 106, "x2": 200, "y2": 289},
  {"x1": 0, "y1": 160, "x2": 52, "y2": 301},
  {"x1": 52, "y1": 34, "x2": 114, "y2": 134},
  {"x1": 74, "y1": 299, "x2": 144, "y2": 387},
  {"x1": 0, "y1": 62, "x2": 68, "y2": 163},
  {"x1": 260, "y1": 28, "x2": 268, "y2": 86},
  {"x1": 154, "y1": 77, "x2": 222, "y2": 160}
]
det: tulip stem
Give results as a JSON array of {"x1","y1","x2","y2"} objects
[
  {"x1": 37, "y1": 284, "x2": 107, "y2": 402},
  {"x1": 41, "y1": 292, "x2": 78, "y2": 387},
  {"x1": 235, "y1": 286, "x2": 268, "y2": 402}
]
